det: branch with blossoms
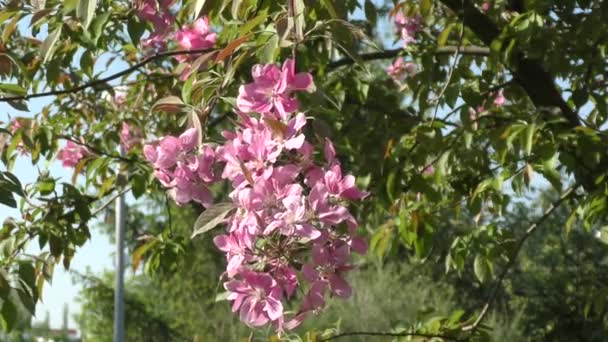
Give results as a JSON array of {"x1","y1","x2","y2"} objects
[{"x1": 142, "y1": 57, "x2": 369, "y2": 333}]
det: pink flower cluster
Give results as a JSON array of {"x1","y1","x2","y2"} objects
[
  {"x1": 136, "y1": 0, "x2": 216, "y2": 58},
  {"x1": 9, "y1": 118, "x2": 27, "y2": 155},
  {"x1": 143, "y1": 128, "x2": 216, "y2": 207},
  {"x1": 394, "y1": 10, "x2": 423, "y2": 47},
  {"x1": 57, "y1": 141, "x2": 89, "y2": 168},
  {"x1": 469, "y1": 90, "x2": 506, "y2": 130},
  {"x1": 136, "y1": 0, "x2": 176, "y2": 48},
  {"x1": 175, "y1": 17, "x2": 216, "y2": 61},
  {"x1": 145, "y1": 59, "x2": 368, "y2": 332},
  {"x1": 236, "y1": 59, "x2": 315, "y2": 120},
  {"x1": 120, "y1": 122, "x2": 142, "y2": 152},
  {"x1": 386, "y1": 58, "x2": 417, "y2": 81}
]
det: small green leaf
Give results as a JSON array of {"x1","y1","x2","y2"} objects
[
  {"x1": 151, "y1": 96, "x2": 185, "y2": 113},
  {"x1": 215, "y1": 291, "x2": 230, "y2": 302},
  {"x1": 0, "y1": 299, "x2": 17, "y2": 332},
  {"x1": 127, "y1": 17, "x2": 146, "y2": 44},
  {"x1": 193, "y1": 0, "x2": 206, "y2": 17},
  {"x1": 0, "y1": 189, "x2": 16, "y2": 208},
  {"x1": 239, "y1": 10, "x2": 268, "y2": 36},
  {"x1": 474, "y1": 255, "x2": 489, "y2": 283},
  {"x1": 80, "y1": 50, "x2": 94, "y2": 77},
  {"x1": 191, "y1": 202, "x2": 236, "y2": 238},
  {"x1": 421, "y1": 0, "x2": 432, "y2": 16},
  {"x1": 132, "y1": 239, "x2": 158, "y2": 272},
  {"x1": 0, "y1": 83, "x2": 25, "y2": 96},
  {"x1": 437, "y1": 23, "x2": 454, "y2": 46},
  {"x1": 364, "y1": 0, "x2": 377, "y2": 26},
  {"x1": 40, "y1": 25, "x2": 62, "y2": 63},
  {"x1": 523, "y1": 123, "x2": 536, "y2": 156},
  {"x1": 293, "y1": 0, "x2": 305, "y2": 42},
  {"x1": 77, "y1": 0, "x2": 98, "y2": 30}
]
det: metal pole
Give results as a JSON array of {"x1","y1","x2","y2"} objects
[{"x1": 113, "y1": 148, "x2": 126, "y2": 342}]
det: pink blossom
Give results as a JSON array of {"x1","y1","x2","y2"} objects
[
  {"x1": 386, "y1": 58, "x2": 417, "y2": 80},
  {"x1": 214, "y1": 233, "x2": 251, "y2": 277},
  {"x1": 237, "y1": 59, "x2": 315, "y2": 119},
  {"x1": 175, "y1": 17, "x2": 216, "y2": 60},
  {"x1": 9, "y1": 119, "x2": 28, "y2": 155},
  {"x1": 493, "y1": 89, "x2": 506, "y2": 106},
  {"x1": 144, "y1": 128, "x2": 216, "y2": 207},
  {"x1": 224, "y1": 272, "x2": 284, "y2": 327},
  {"x1": 136, "y1": 0, "x2": 175, "y2": 48},
  {"x1": 481, "y1": 2, "x2": 491, "y2": 12},
  {"x1": 394, "y1": 11, "x2": 423, "y2": 47},
  {"x1": 120, "y1": 122, "x2": 141, "y2": 152},
  {"x1": 57, "y1": 141, "x2": 88, "y2": 168},
  {"x1": 422, "y1": 165, "x2": 435, "y2": 176}
]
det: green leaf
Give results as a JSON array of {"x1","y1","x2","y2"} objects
[
  {"x1": 80, "y1": 50, "x2": 94, "y2": 77},
  {"x1": 0, "y1": 83, "x2": 25, "y2": 96},
  {"x1": 215, "y1": 291, "x2": 230, "y2": 302},
  {"x1": 231, "y1": 0, "x2": 243, "y2": 19},
  {"x1": 1, "y1": 172, "x2": 24, "y2": 197},
  {"x1": 193, "y1": 0, "x2": 206, "y2": 17},
  {"x1": 523, "y1": 123, "x2": 536, "y2": 156},
  {"x1": 77, "y1": 0, "x2": 98, "y2": 30},
  {"x1": 0, "y1": 189, "x2": 16, "y2": 208},
  {"x1": 260, "y1": 31, "x2": 279, "y2": 63},
  {"x1": 90, "y1": 11, "x2": 110, "y2": 42},
  {"x1": 62, "y1": 0, "x2": 79, "y2": 13},
  {"x1": 151, "y1": 96, "x2": 185, "y2": 113},
  {"x1": 127, "y1": 17, "x2": 146, "y2": 44},
  {"x1": 238, "y1": 10, "x2": 268, "y2": 36},
  {"x1": 0, "y1": 299, "x2": 17, "y2": 332},
  {"x1": 132, "y1": 239, "x2": 158, "y2": 272},
  {"x1": 437, "y1": 23, "x2": 454, "y2": 46},
  {"x1": 40, "y1": 25, "x2": 62, "y2": 64},
  {"x1": 292, "y1": 0, "x2": 305, "y2": 42},
  {"x1": 364, "y1": 0, "x2": 377, "y2": 26},
  {"x1": 0, "y1": 270, "x2": 9, "y2": 300},
  {"x1": 421, "y1": 0, "x2": 432, "y2": 16},
  {"x1": 191, "y1": 202, "x2": 236, "y2": 238},
  {"x1": 474, "y1": 255, "x2": 489, "y2": 283}
]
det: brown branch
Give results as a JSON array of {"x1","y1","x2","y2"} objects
[
  {"x1": 461, "y1": 185, "x2": 578, "y2": 333},
  {"x1": 0, "y1": 48, "x2": 218, "y2": 102},
  {"x1": 322, "y1": 331, "x2": 458, "y2": 341},
  {"x1": 438, "y1": 0, "x2": 580, "y2": 127},
  {"x1": 326, "y1": 45, "x2": 490, "y2": 70}
]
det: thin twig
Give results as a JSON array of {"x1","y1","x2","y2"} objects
[
  {"x1": 91, "y1": 186, "x2": 132, "y2": 217},
  {"x1": 461, "y1": 185, "x2": 579, "y2": 333},
  {"x1": 322, "y1": 331, "x2": 458, "y2": 341},
  {"x1": 431, "y1": 16, "x2": 465, "y2": 126},
  {"x1": 326, "y1": 45, "x2": 489, "y2": 70},
  {"x1": 0, "y1": 48, "x2": 218, "y2": 102}
]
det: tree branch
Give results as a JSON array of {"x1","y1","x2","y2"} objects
[
  {"x1": 326, "y1": 45, "x2": 490, "y2": 70},
  {"x1": 461, "y1": 185, "x2": 579, "y2": 333},
  {"x1": 322, "y1": 331, "x2": 458, "y2": 341},
  {"x1": 0, "y1": 48, "x2": 218, "y2": 102},
  {"x1": 438, "y1": 0, "x2": 580, "y2": 127},
  {"x1": 91, "y1": 186, "x2": 132, "y2": 217}
]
